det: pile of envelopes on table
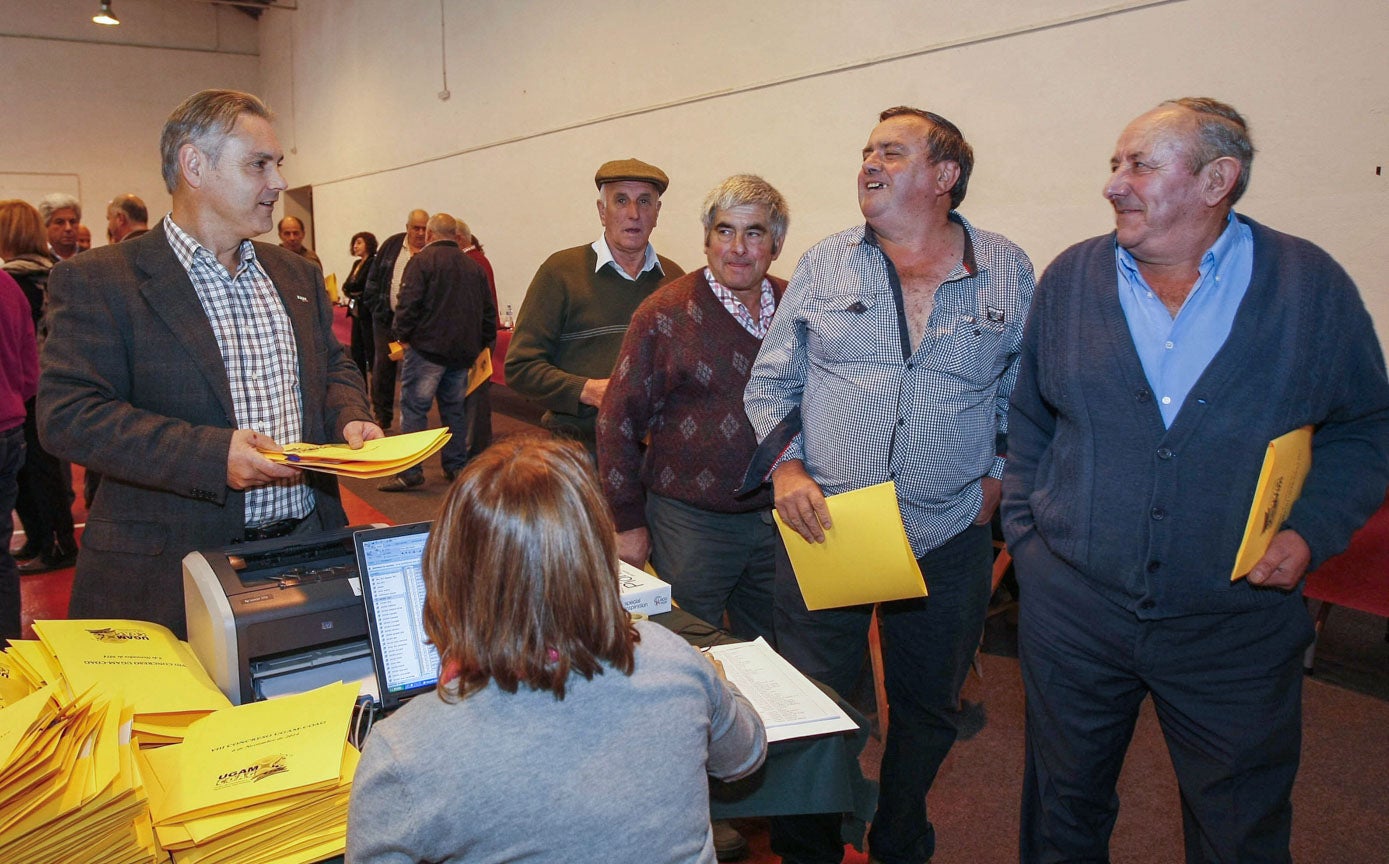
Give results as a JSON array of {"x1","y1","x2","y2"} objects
[
  {"x1": 259, "y1": 427, "x2": 451, "y2": 479},
  {"x1": 0, "y1": 620, "x2": 362, "y2": 864}
]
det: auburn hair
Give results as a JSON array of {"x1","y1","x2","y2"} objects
[{"x1": 422, "y1": 435, "x2": 638, "y2": 700}]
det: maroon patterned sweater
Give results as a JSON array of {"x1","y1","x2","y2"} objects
[{"x1": 597, "y1": 268, "x2": 786, "y2": 531}]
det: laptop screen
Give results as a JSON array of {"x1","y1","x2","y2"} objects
[{"x1": 354, "y1": 522, "x2": 441, "y2": 711}]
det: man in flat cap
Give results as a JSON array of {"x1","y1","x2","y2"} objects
[{"x1": 505, "y1": 158, "x2": 684, "y2": 458}]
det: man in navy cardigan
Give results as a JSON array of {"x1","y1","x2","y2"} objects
[{"x1": 1002, "y1": 98, "x2": 1389, "y2": 862}]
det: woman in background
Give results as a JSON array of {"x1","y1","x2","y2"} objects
[
  {"x1": 347, "y1": 436, "x2": 766, "y2": 864},
  {"x1": 341, "y1": 231, "x2": 377, "y2": 383},
  {"x1": 0, "y1": 200, "x2": 77, "y2": 574}
]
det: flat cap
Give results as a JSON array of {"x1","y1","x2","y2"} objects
[{"x1": 594, "y1": 158, "x2": 669, "y2": 194}]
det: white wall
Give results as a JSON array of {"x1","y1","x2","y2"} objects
[
  {"x1": 0, "y1": 0, "x2": 258, "y2": 243},
  {"x1": 2, "y1": 1, "x2": 1384, "y2": 351},
  {"x1": 254, "y1": 0, "x2": 1389, "y2": 351}
]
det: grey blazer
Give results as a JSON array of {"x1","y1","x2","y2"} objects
[{"x1": 38, "y1": 222, "x2": 372, "y2": 637}]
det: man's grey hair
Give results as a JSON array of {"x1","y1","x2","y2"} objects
[
  {"x1": 38, "y1": 192, "x2": 81, "y2": 225},
  {"x1": 109, "y1": 193, "x2": 147, "y2": 225},
  {"x1": 160, "y1": 89, "x2": 273, "y2": 194},
  {"x1": 699, "y1": 175, "x2": 790, "y2": 253},
  {"x1": 1160, "y1": 97, "x2": 1255, "y2": 205},
  {"x1": 427, "y1": 212, "x2": 460, "y2": 241}
]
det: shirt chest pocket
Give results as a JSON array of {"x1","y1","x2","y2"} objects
[
  {"x1": 922, "y1": 314, "x2": 1008, "y2": 385},
  {"x1": 805, "y1": 292, "x2": 892, "y2": 362}
]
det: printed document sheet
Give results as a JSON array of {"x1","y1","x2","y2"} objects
[{"x1": 708, "y1": 638, "x2": 857, "y2": 743}]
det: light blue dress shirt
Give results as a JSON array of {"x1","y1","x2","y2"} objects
[{"x1": 1116, "y1": 211, "x2": 1253, "y2": 427}]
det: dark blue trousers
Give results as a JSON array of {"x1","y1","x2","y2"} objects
[
  {"x1": 1015, "y1": 535, "x2": 1312, "y2": 864},
  {"x1": 769, "y1": 523, "x2": 993, "y2": 864}
]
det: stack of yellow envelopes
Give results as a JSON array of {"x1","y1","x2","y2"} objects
[
  {"x1": 30, "y1": 620, "x2": 232, "y2": 747},
  {"x1": 139, "y1": 682, "x2": 361, "y2": 864},
  {"x1": 0, "y1": 685, "x2": 160, "y2": 864},
  {"x1": 260, "y1": 428, "x2": 451, "y2": 479}
]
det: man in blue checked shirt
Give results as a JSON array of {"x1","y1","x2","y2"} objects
[{"x1": 744, "y1": 107, "x2": 1035, "y2": 864}]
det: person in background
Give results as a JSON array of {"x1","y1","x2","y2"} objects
[
  {"x1": 505, "y1": 158, "x2": 684, "y2": 459},
  {"x1": 38, "y1": 89, "x2": 379, "y2": 638},
  {"x1": 1002, "y1": 96, "x2": 1389, "y2": 864},
  {"x1": 347, "y1": 435, "x2": 766, "y2": 864},
  {"x1": 277, "y1": 215, "x2": 322, "y2": 268},
  {"x1": 0, "y1": 200, "x2": 77, "y2": 575},
  {"x1": 341, "y1": 230, "x2": 378, "y2": 383},
  {"x1": 598, "y1": 174, "x2": 790, "y2": 862},
  {"x1": 75, "y1": 226, "x2": 92, "y2": 252},
  {"x1": 0, "y1": 268, "x2": 38, "y2": 643},
  {"x1": 379, "y1": 213, "x2": 495, "y2": 492},
  {"x1": 106, "y1": 194, "x2": 150, "y2": 243},
  {"x1": 37, "y1": 193, "x2": 81, "y2": 262},
  {"x1": 457, "y1": 223, "x2": 498, "y2": 461},
  {"x1": 362, "y1": 208, "x2": 430, "y2": 430}
]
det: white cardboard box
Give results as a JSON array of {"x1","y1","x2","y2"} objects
[{"x1": 618, "y1": 561, "x2": 672, "y2": 616}]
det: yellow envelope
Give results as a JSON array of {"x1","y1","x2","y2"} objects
[
  {"x1": 467, "y1": 347, "x2": 492, "y2": 395},
  {"x1": 150, "y1": 682, "x2": 358, "y2": 825},
  {"x1": 32, "y1": 620, "x2": 231, "y2": 717},
  {"x1": 1231, "y1": 426, "x2": 1313, "y2": 580},
  {"x1": 773, "y1": 480, "x2": 925, "y2": 610}
]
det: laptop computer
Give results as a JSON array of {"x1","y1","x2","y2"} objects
[{"x1": 353, "y1": 521, "x2": 441, "y2": 712}]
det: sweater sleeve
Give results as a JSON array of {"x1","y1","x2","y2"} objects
[
  {"x1": 505, "y1": 257, "x2": 588, "y2": 416},
  {"x1": 1000, "y1": 253, "x2": 1061, "y2": 551},
  {"x1": 597, "y1": 298, "x2": 665, "y2": 531},
  {"x1": 1281, "y1": 258, "x2": 1389, "y2": 569},
  {"x1": 705, "y1": 677, "x2": 768, "y2": 783}
]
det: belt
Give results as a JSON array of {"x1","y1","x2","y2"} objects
[{"x1": 243, "y1": 515, "x2": 310, "y2": 542}]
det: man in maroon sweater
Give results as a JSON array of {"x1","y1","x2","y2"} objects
[
  {"x1": 597, "y1": 174, "x2": 789, "y2": 862},
  {"x1": 598, "y1": 175, "x2": 789, "y2": 641}
]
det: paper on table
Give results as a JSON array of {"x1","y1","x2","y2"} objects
[
  {"x1": 773, "y1": 480, "x2": 924, "y2": 610},
  {"x1": 708, "y1": 638, "x2": 858, "y2": 743},
  {"x1": 1230, "y1": 426, "x2": 1313, "y2": 581},
  {"x1": 467, "y1": 347, "x2": 492, "y2": 396}
]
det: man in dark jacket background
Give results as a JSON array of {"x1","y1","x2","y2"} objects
[
  {"x1": 361, "y1": 208, "x2": 430, "y2": 429},
  {"x1": 379, "y1": 213, "x2": 496, "y2": 491}
]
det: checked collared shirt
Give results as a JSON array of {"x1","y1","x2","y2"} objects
[
  {"x1": 745, "y1": 214, "x2": 1036, "y2": 556},
  {"x1": 165, "y1": 215, "x2": 312, "y2": 527}
]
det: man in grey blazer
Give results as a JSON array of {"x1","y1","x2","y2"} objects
[{"x1": 39, "y1": 89, "x2": 381, "y2": 638}]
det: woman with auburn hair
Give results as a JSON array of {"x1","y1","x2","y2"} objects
[{"x1": 347, "y1": 436, "x2": 766, "y2": 864}]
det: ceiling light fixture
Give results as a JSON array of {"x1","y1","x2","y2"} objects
[{"x1": 93, "y1": 1, "x2": 120, "y2": 26}]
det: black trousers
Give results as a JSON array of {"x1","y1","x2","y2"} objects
[
  {"x1": 14, "y1": 399, "x2": 75, "y2": 555},
  {"x1": 370, "y1": 317, "x2": 398, "y2": 427}
]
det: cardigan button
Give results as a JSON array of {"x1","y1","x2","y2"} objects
[
  {"x1": 1156, "y1": 447, "x2": 1173, "y2": 460},
  {"x1": 1146, "y1": 560, "x2": 1161, "y2": 573},
  {"x1": 1139, "y1": 599, "x2": 1156, "y2": 610},
  {"x1": 1150, "y1": 507, "x2": 1167, "y2": 521},
  {"x1": 1136, "y1": 388, "x2": 1151, "y2": 401}
]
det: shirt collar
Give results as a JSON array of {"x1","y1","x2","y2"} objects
[
  {"x1": 592, "y1": 235, "x2": 662, "y2": 281},
  {"x1": 164, "y1": 214, "x2": 258, "y2": 277},
  {"x1": 858, "y1": 210, "x2": 979, "y2": 277}
]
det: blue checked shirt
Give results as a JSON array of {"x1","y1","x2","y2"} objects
[
  {"x1": 745, "y1": 215, "x2": 1036, "y2": 556},
  {"x1": 165, "y1": 215, "x2": 312, "y2": 527}
]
